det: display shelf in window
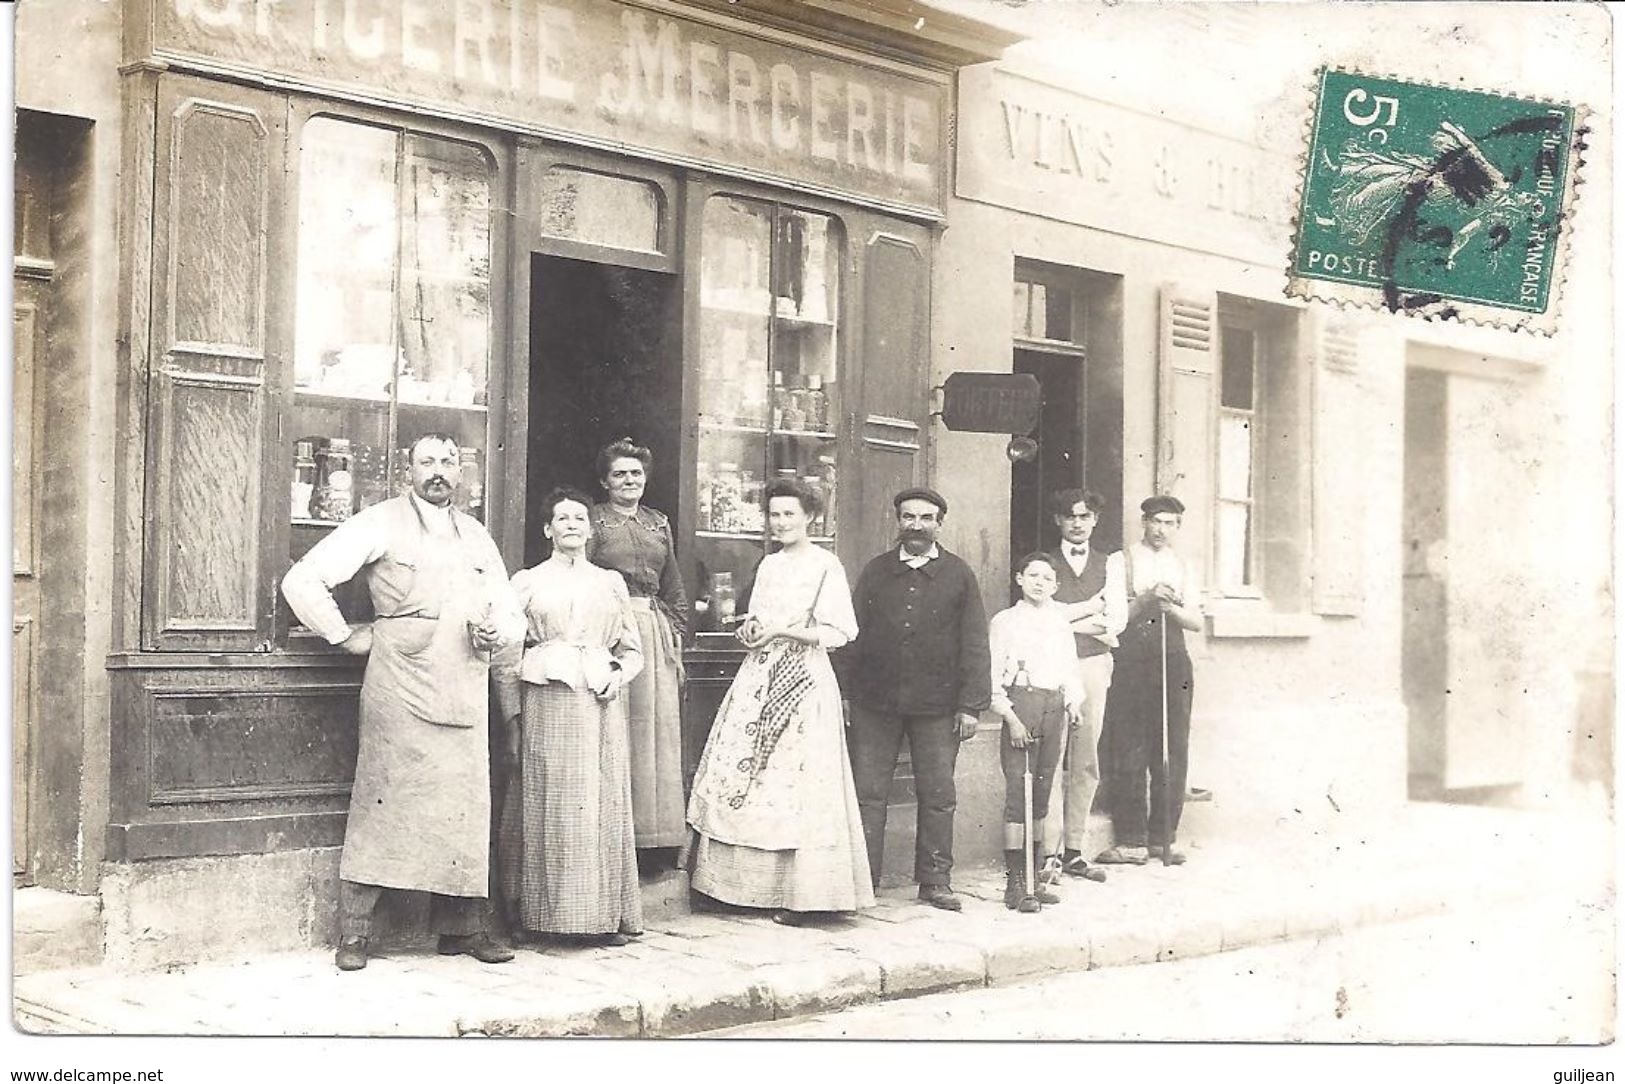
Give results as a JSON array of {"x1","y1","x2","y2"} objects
[
  {"x1": 690, "y1": 197, "x2": 844, "y2": 639},
  {"x1": 283, "y1": 116, "x2": 496, "y2": 614}
]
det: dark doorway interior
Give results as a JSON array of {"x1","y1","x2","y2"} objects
[
  {"x1": 1006, "y1": 266, "x2": 1124, "y2": 585},
  {"x1": 525, "y1": 255, "x2": 680, "y2": 566},
  {"x1": 1009, "y1": 348, "x2": 1084, "y2": 572}
]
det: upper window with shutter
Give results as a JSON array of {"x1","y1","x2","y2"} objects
[
  {"x1": 1214, "y1": 296, "x2": 1310, "y2": 612},
  {"x1": 1157, "y1": 286, "x2": 1312, "y2": 629}
]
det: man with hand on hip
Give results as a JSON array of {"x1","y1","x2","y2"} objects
[{"x1": 282, "y1": 432, "x2": 525, "y2": 971}]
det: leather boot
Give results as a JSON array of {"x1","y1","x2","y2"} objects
[
  {"x1": 335, "y1": 935, "x2": 368, "y2": 972},
  {"x1": 1032, "y1": 845, "x2": 1060, "y2": 905},
  {"x1": 1003, "y1": 849, "x2": 1040, "y2": 913}
]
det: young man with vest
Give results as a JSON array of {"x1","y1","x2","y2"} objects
[{"x1": 1045, "y1": 488, "x2": 1127, "y2": 882}]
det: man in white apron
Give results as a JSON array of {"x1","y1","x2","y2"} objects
[{"x1": 283, "y1": 433, "x2": 525, "y2": 971}]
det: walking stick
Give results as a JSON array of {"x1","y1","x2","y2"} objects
[
  {"x1": 1158, "y1": 612, "x2": 1174, "y2": 867},
  {"x1": 1023, "y1": 743, "x2": 1036, "y2": 899}
]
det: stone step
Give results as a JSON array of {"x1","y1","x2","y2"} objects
[{"x1": 14, "y1": 887, "x2": 102, "y2": 976}]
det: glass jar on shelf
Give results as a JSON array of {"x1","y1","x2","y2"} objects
[
  {"x1": 712, "y1": 462, "x2": 742, "y2": 532},
  {"x1": 817, "y1": 454, "x2": 838, "y2": 535},
  {"x1": 738, "y1": 469, "x2": 765, "y2": 534},
  {"x1": 311, "y1": 438, "x2": 356, "y2": 522},
  {"x1": 455, "y1": 447, "x2": 483, "y2": 518},
  {"x1": 353, "y1": 443, "x2": 390, "y2": 511},
  {"x1": 739, "y1": 378, "x2": 769, "y2": 429},
  {"x1": 780, "y1": 375, "x2": 808, "y2": 432},
  {"x1": 291, "y1": 440, "x2": 318, "y2": 520},
  {"x1": 804, "y1": 374, "x2": 829, "y2": 432},
  {"x1": 711, "y1": 571, "x2": 736, "y2": 629}
]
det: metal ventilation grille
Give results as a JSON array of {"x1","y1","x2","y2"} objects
[{"x1": 1169, "y1": 300, "x2": 1213, "y2": 352}]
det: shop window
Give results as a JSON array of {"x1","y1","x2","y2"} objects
[
  {"x1": 691, "y1": 195, "x2": 843, "y2": 640},
  {"x1": 286, "y1": 116, "x2": 495, "y2": 635},
  {"x1": 538, "y1": 168, "x2": 662, "y2": 254}
]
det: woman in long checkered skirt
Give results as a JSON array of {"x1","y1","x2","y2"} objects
[
  {"x1": 495, "y1": 486, "x2": 644, "y2": 945},
  {"x1": 684, "y1": 479, "x2": 874, "y2": 923}
]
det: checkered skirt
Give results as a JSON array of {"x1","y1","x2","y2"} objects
[{"x1": 498, "y1": 683, "x2": 642, "y2": 934}]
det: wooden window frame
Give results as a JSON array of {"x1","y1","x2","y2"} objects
[
  {"x1": 1215, "y1": 311, "x2": 1263, "y2": 599},
  {"x1": 517, "y1": 140, "x2": 680, "y2": 274},
  {"x1": 1013, "y1": 260, "x2": 1089, "y2": 356},
  {"x1": 272, "y1": 99, "x2": 515, "y2": 652}
]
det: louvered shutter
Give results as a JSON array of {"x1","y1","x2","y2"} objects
[
  {"x1": 1156, "y1": 284, "x2": 1218, "y2": 591},
  {"x1": 1310, "y1": 312, "x2": 1366, "y2": 615}
]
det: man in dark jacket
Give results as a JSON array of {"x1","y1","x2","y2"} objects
[{"x1": 841, "y1": 488, "x2": 992, "y2": 911}]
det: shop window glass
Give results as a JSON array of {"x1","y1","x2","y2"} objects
[
  {"x1": 287, "y1": 117, "x2": 494, "y2": 636},
  {"x1": 538, "y1": 168, "x2": 661, "y2": 253},
  {"x1": 692, "y1": 195, "x2": 842, "y2": 640}
]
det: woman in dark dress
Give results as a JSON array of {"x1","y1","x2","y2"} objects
[{"x1": 588, "y1": 438, "x2": 691, "y2": 861}]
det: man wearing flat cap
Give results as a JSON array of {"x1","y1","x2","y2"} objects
[
  {"x1": 1096, "y1": 495, "x2": 1204, "y2": 866},
  {"x1": 840, "y1": 487, "x2": 991, "y2": 911}
]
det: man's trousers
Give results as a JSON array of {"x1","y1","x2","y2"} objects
[
  {"x1": 1053, "y1": 652, "x2": 1114, "y2": 853},
  {"x1": 1104, "y1": 638, "x2": 1193, "y2": 848},
  {"x1": 339, "y1": 880, "x2": 487, "y2": 939},
  {"x1": 847, "y1": 705, "x2": 961, "y2": 888}
]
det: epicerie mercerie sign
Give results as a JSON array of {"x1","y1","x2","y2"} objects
[{"x1": 155, "y1": 0, "x2": 949, "y2": 216}]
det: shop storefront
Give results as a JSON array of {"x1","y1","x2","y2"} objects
[{"x1": 14, "y1": 0, "x2": 1015, "y2": 963}]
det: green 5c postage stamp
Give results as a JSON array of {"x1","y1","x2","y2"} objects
[{"x1": 1289, "y1": 69, "x2": 1583, "y2": 332}]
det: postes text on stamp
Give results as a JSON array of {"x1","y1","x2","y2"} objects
[{"x1": 1289, "y1": 69, "x2": 1581, "y2": 332}]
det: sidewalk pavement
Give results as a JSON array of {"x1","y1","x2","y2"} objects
[{"x1": 13, "y1": 802, "x2": 1611, "y2": 1038}]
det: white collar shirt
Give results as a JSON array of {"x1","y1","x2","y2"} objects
[{"x1": 898, "y1": 543, "x2": 941, "y2": 570}]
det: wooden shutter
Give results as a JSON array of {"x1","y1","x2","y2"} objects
[
  {"x1": 1156, "y1": 283, "x2": 1217, "y2": 591},
  {"x1": 850, "y1": 225, "x2": 931, "y2": 562},
  {"x1": 1310, "y1": 312, "x2": 1366, "y2": 615},
  {"x1": 143, "y1": 76, "x2": 285, "y2": 651}
]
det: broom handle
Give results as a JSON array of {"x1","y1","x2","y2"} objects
[
  {"x1": 1160, "y1": 615, "x2": 1173, "y2": 866},
  {"x1": 1023, "y1": 743, "x2": 1035, "y2": 896}
]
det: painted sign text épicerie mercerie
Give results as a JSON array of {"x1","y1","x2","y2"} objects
[{"x1": 160, "y1": 0, "x2": 947, "y2": 214}]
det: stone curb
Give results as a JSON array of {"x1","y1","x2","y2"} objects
[
  {"x1": 18, "y1": 808, "x2": 1597, "y2": 1041},
  {"x1": 452, "y1": 874, "x2": 1533, "y2": 1038}
]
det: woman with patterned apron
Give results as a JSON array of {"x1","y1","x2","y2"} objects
[
  {"x1": 685, "y1": 479, "x2": 874, "y2": 924},
  {"x1": 588, "y1": 438, "x2": 690, "y2": 865}
]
